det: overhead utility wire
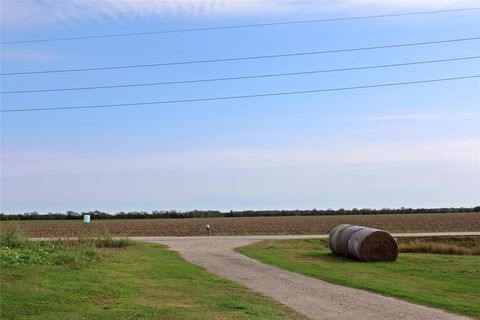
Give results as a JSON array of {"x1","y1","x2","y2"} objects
[
  {"x1": 2, "y1": 75, "x2": 478, "y2": 113},
  {"x1": 2, "y1": 56, "x2": 478, "y2": 94},
  {"x1": 2, "y1": 7, "x2": 479, "y2": 45},
  {"x1": 2, "y1": 37, "x2": 478, "y2": 76}
]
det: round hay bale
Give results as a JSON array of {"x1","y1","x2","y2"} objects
[
  {"x1": 334, "y1": 226, "x2": 365, "y2": 257},
  {"x1": 348, "y1": 228, "x2": 398, "y2": 262},
  {"x1": 328, "y1": 224, "x2": 351, "y2": 253}
]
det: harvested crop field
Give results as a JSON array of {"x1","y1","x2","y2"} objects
[{"x1": 2, "y1": 213, "x2": 479, "y2": 237}]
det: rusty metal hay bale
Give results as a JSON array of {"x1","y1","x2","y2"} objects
[{"x1": 329, "y1": 225, "x2": 398, "y2": 262}]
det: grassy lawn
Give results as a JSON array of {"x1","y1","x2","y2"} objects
[
  {"x1": 237, "y1": 238, "x2": 480, "y2": 319},
  {"x1": 1, "y1": 242, "x2": 305, "y2": 320}
]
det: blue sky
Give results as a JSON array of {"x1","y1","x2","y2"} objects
[{"x1": 1, "y1": 1, "x2": 479, "y2": 213}]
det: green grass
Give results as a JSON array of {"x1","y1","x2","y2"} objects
[
  {"x1": 0, "y1": 230, "x2": 131, "y2": 268},
  {"x1": 1, "y1": 241, "x2": 305, "y2": 320},
  {"x1": 237, "y1": 239, "x2": 480, "y2": 319}
]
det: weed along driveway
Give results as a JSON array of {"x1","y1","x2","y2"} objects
[{"x1": 136, "y1": 233, "x2": 478, "y2": 320}]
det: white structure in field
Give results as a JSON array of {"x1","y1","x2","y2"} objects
[{"x1": 83, "y1": 214, "x2": 91, "y2": 223}]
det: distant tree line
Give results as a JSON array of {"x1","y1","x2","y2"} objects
[{"x1": 1, "y1": 207, "x2": 479, "y2": 221}]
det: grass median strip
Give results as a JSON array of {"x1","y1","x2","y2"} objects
[
  {"x1": 1, "y1": 235, "x2": 305, "y2": 320},
  {"x1": 237, "y1": 237, "x2": 480, "y2": 319}
]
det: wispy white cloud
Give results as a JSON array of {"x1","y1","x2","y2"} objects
[
  {"x1": 325, "y1": 139, "x2": 479, "y2": 165},
  {"x1": 1, "y1": 0, "x2": 477, "y2": 29},
  {"x1": 368, "y1": 112, "x2": 480, "y2": 121},
  {"x1": 2, "y1": 138, "x2": 478, "y2": 176},
  {"x1": 2, "y1": 138, "x2": 478, "y2": 212},
  {"x1": 0, "y1": 48, "x2": 60, "y2": 63}
]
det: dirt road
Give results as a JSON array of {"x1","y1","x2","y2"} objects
[{"x1": 136, "y1": 233, "x2": 476, "y2": 320}]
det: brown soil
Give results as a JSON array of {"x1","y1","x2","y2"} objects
[{"x1": 2, "y1": 213, "x2": 479, "y2": 237}]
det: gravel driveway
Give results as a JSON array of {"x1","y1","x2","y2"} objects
[{"x1": 135, "y1": 233, "x2": 476, "y2": 320}]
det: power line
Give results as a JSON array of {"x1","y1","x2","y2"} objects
[
  {"x1": 2, "y1": 75, "x2": 478, "y2": 113},
  {"x1": 2, "y1": 56, "x2": 478, "y2": 94},
  {"x1": 2, "y1": 37, "x2": 478, "y2": 76},
  {"x1": 2, "y1": 7, "x2": 479, "y2": 45}
]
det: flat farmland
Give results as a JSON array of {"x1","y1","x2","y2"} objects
[{"x1": 2, "y1": 213, "x2": 479, "y2": 237}]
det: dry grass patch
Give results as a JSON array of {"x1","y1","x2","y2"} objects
[{"x1": 398, "y1": 236, "x2": 480, "y2": 255}]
